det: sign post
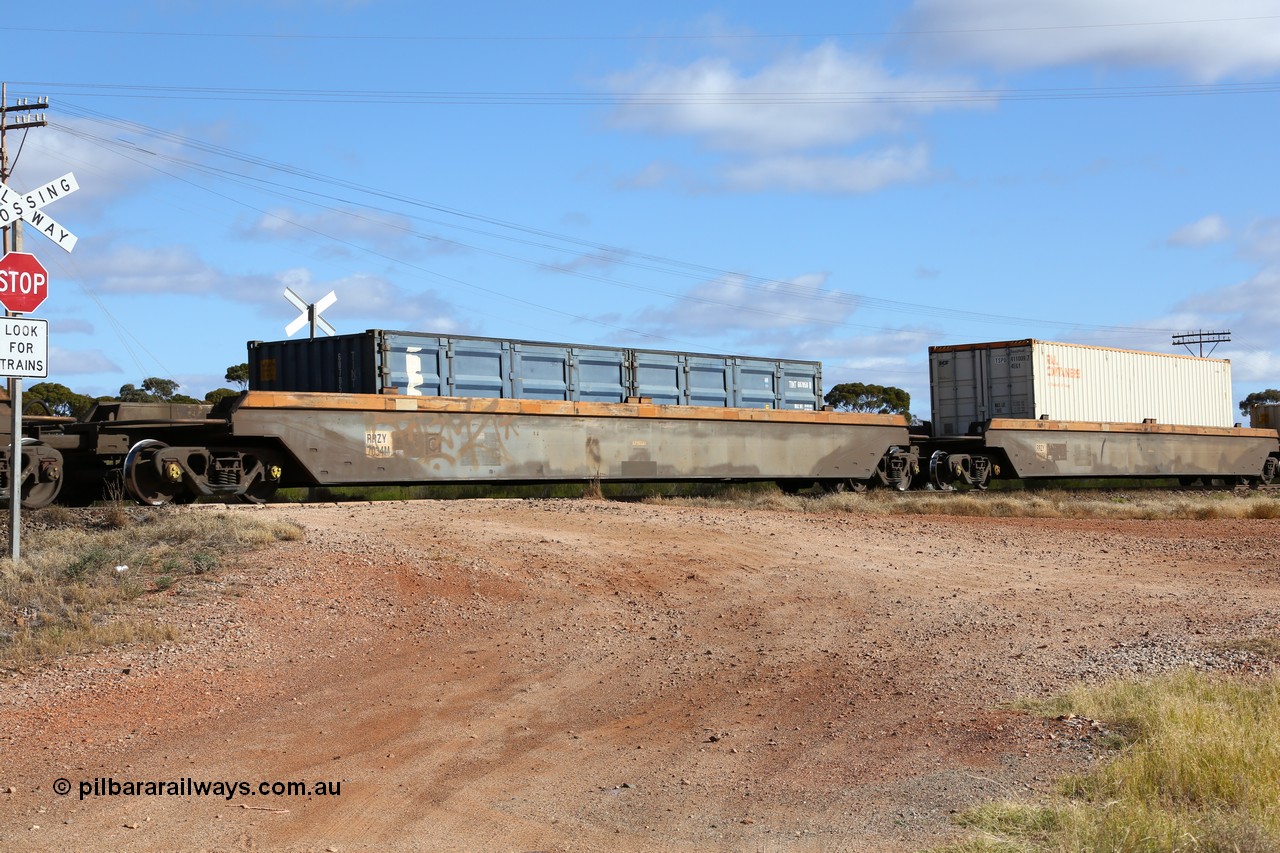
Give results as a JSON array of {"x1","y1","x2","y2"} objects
[
  {"x1": 2, "y1": 90, "x2": 69, "y2": 563},
  {"x1": 1, "y1": 251, "x2": 51, "y2": 564}
]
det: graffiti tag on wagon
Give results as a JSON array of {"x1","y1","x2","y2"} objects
[{"x1": 416, "y1": 413, "x2": 520, "y2": 472}]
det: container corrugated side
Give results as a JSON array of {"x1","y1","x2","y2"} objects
[
  {"x1": 929, "y1": 339, "x2": 1234, "y2": 432},
  {"x1": 249, "y1": 332, "x2": 380, "y2": 393},
  {"x1": 251, "y1": 330, "x2": 822, "y2": 409},
  {"x1": 1030, "y1": 341, "x2": 1233, "y2": 428}
]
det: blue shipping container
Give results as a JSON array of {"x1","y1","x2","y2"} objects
[{"x1": 248, "y1": 330, "x2": 823, "y2": 409}]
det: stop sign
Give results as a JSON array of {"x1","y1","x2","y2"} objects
[{"x1": 0, "y1": 252, "x2": 49, "y2": 314}]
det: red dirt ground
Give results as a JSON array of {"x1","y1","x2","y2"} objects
[{"x1": 2, "y1": 499, "x2": 1277, "y2": 852}]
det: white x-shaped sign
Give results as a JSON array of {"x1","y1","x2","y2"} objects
[
  {"x1": 0, "y1": 172, "x2": 79, "y2": 252},
  {"x1": 284, "y1": 287, "x2": 337, "y2": 337}
]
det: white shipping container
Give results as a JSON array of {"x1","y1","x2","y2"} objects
[{"x1": 929, "y1": 339, "x2": 1235, "y2": 435}]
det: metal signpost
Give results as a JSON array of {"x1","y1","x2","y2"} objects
[
  {"x1": 0, "y1": 86, "x2": 71, "y2": 562},
  {"x1": 0, "y1": 251, "x2": 51, "y2": 563}
]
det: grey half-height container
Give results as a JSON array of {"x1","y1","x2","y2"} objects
[{"x1": 249, "y1": 330, "x2": 823, "y2": 410}]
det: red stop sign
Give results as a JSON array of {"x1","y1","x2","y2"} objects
[{"x1": 0, "y1": 252, "x2": 49, "y2": 314}]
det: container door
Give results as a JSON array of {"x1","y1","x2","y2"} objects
[
  {"x1": 573, "y1": 347, "x2": 629, "y2": 403},
  {"x1": 685, "y1": 356, "x2": 730, "y2": 407},
  {"x1": 984, "y1": 345, "x2": 1032, "y2": 419},
  {"x1": 513, "y1": 343, "x2": 573, "y2": 400},
  {"x1": 382, "y1": 332, "x2": 446, "y2": 396},
  {"x1": 632, "y1": 350, "x2": 685, "y2": 404},
  {"x1": 776, "y1": 362, "x2": 821, "y2": 410},
  {"x1": 734, "y1": 359, "x2": 777, "y2": 408},
  {"x1": 448, "y1": 338, "x2": 511, "y2": 398}
]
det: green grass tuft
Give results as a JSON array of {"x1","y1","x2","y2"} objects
[{"x1": 935, "y1": 670, "x2": 1280, "y2": 853}]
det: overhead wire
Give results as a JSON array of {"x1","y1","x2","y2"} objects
[
  {"x1": 12, "y1": 78, "x2": 1280, "y2": 105},
  {"x1": 3, "y1": 13, "x2": 1278, "y2": 42},
  {"x1": 50, "y1": 103, "x2": 1186, "y2": 339}
]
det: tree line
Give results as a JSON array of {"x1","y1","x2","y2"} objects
[
  {"x1": 24, "y1": 363, "x2": 249, "y2": 419},
  {"x1": 18, "y1": 370, "x2": 1280, "y2": 424}
]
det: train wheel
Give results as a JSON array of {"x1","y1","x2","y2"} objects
[
  {"x1": 123, "y1": 439, "x2": 187, "y2": 506},
  {"x1": 238, "y1": 479, "x2": 280, "y2": 504},
  {"x1": 929, "y1": 450, "x2": 955, "y2": 491},
  {"x1": 776, "y1": 480, "x2": 813, "y2": 495},
  {"x1": 14, "y1": 440, "x2": 64, "y2": 509},
  {"x1": 822, "y1": 479, "x2": 867, "y2": 494}
]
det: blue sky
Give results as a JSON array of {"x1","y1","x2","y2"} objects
[{"x1": 3, "y1": 0, "x2": 1278, "y2": 417}]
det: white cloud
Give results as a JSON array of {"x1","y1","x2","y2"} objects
[
  {"x1": 275, "y1": 269, "x2": 464, "y2": 333},
  {"x1": 243, "y1": 206, "x2": 436, "y2": 257},
  {"x1": 1226, "y1": 349, "x2": 1280, "y2": 387},
  {"x1": 722, "y1": 145, "x2": 932, "y2": 193},
  {"x1": 1167, "y1": 214, "x2": 1229, "y2": 247},
  {"x1": 542, "y1": 248, "x2": 630, "y2": 275},
  {"x1": 1156, "y1": 268, "x2": 1280, "y2": 393},
  {"x1": 1240, "y1": 218, "x2": 1280, "y2": 262},
  {"x1": 52, "y1": 318, "x2": 95, "y2": 335},
  {"x1": 1177, "y1": 268, "x2": 1280, "y2": 325},
  {"x1": 905, "y1": 0, "x2": 1280, "y2": 81},
  {"x1": 24, "y1": 117, "x2": 226, "y2": 219},
  {"x1": 608, "y1": 42, "x2": 980, "y2": 154},
  {"x1": 636, "y1": 272, "x2": 855, "y2": 336},
  {"x1": 75, "y1": 245, "x2": 465, "y2": 332},
  {"x1": 605, "y1": 41, "x2": 978, "y2": 193},
  {"x1": 615, "y1": 161, "x2": 685, "y2": 191},
  {"x1": 94, "y1": 245, "x2": 223, "y2": 294},
  {"x1": 48, "y1": 345, "x2": 121, "y2": 375}
]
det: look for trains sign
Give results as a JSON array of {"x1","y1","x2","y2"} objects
[{"x1": 0, "y1": 252, "x2": 49, "y2": 313}]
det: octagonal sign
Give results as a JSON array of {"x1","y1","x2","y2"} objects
[{"x1": 0, "y1": 252, "x2": 49, "y2": 314}]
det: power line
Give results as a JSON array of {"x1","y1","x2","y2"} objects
[
  {"x1": 48, "y1": 106, "x2": 1186, "y2": 341},
  {"x1": 2, "y1": 14, "x2": 1277, "y2": 42},
  {"x1": 11, "y1": 79, "x2": 1280, "y2": 106}
]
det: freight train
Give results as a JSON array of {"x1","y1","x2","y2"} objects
[{"x1": 2, "y1": 332, "x2": 1277, "y2": 508}]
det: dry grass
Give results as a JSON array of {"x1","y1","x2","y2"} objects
[
  {"x1": 936, "y1": 669, "x2": 1280, "y2": 853},
  {"x1": 0, "y1": 508, "x2": 303, "y2": 670},
  {"x1": 646, "y1": 486, "x2": 1280, "y2": 520}
]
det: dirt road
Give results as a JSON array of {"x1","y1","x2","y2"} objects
[{"x1": 2, "y1": 499, "x2": 1277, "y2": 852}]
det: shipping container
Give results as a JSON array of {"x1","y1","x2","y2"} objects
[
  {"x1": 1252, "y1": 403, "x2": 1280, "y2": 430},
  {"x1": 928, "y1": 339, "x2": 1235, "y2": 434},
  {"x1": 248, "y1": 330, "x2": 823, "y2": 410}
]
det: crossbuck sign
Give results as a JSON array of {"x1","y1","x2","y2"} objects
[
  {"x1": 284, "y1": 287, "x2": 337, "y2": 338},
  {"x1": 0, "y1": 172, "x2": 79, "y2": 252}
]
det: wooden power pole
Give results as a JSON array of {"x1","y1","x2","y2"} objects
[{"x1": 1, "y1": 83, "x2": 50, "y2": 562}]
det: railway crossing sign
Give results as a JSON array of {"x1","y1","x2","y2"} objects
[
  {"x1": 284, "y1": 287, "x2": 337, "y2": 338},
  {"x1": 0, "y1": 172, "x2": 79, "y2": 253},
  {"x1": 0, "y1": 252, "x2": 49, "y2": 313}
]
